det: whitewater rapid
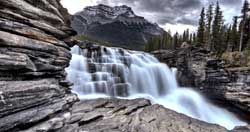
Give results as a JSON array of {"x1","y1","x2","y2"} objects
[{"x1": 66, "y1": 45, "x2": 246, "y2": 130}]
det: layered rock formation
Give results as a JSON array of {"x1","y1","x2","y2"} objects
[
  {"x1": 153, "y1": 46, "x2": 250, "y2": 121},
  {"x1": 0, "y1": 0, "x2": 78, "y2": 131},
  {"x1": 24, "y1": 98, "x2": 229, "y2": 132},
  {"x1": 71, "y1": 4, "x2": 165, "y2": 50}
]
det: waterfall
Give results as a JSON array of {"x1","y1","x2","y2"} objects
[{"x1": 66, "y1": 45, "x2": 246, "y2": 130}]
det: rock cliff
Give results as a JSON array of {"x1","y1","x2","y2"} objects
[
  {"x1": 153, "y1": 46, "x2": 250, "y2": 122},
  {"x1": 71, "y1": 4, "x2": 165, "y2": 50},
  {"x1": 0, "y1": 0, "x2": 78, "y2": 131}
]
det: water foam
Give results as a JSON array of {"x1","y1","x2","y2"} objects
[{"x1": 66, "y1": 45, "x2": 246, "y2": 129}]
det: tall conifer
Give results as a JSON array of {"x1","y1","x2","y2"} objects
[{"x1": 197, "y1": 7, "x2": 206, "y2": 46}]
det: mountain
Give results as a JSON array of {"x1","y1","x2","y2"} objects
[{"x1": 71, "y1": 4, "x2": 165, "y2": 50}]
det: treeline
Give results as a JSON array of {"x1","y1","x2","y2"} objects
[
  {"x1": 145, "y1": 29, "x2": 196, "y2": 51},
  {"x1": 145, "y1": 0, "x2": 250, "y2": 54}
]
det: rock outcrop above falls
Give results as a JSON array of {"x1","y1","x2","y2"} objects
[
  {"x1": 153, "y1": 47, "x2": 250, "y2": 120},
  {"x1": 0, "y1": 0, "x2": 77, "y2": 131}
]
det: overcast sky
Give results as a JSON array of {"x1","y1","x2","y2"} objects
[{"x1": 61, "y1": 0, "x2": 245, "y2": 34}]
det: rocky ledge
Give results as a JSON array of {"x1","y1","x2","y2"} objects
[
  {"x1": 24, "y1": 98, "x2": 230, "y2": 132},
  {"x1": 0, "y1": 0, "x2": 77, "y2": 131},
  {"x1": 153, "y1": 46, "x2": 250, "y2": 121}
]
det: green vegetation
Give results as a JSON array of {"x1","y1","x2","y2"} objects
[
  {"x1": 200, "y1": 0, "x2": 250, "y2": 54},
  {"x1": 76, "y1": 35, "x2": 114, "y2": 47},
  {"x1": 76, "y1": 35, "x2": 145, "y2": 50},
  {"x1": 145, "y1": 0, "x2": 250, "y2": 56},
  {"x1": 222, "y1": 50, "x2": 250, "y2": 67},
  {"x1": 197, "y1": 7, "x2": 206, "y2": 46},
  {"x1": 145, "y1": 29, "x2": 196, "y2": 52}
]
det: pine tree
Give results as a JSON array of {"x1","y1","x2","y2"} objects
[
  {"x1": 192, "y1": 33, "x2": 197, "y2": 45},
  {"x1": 211, "y1": 2, "x2": 224, "y2": 52},
  {"x1": 205, "y1": 3, "x2": 214, "y2": 50},
  {"x1": 226, "y1": 25, "x2": 233, "y2": 51},
  {"x1": 189, "y1": 33, "x2": 193, "y2": 44},
  {"x1": 145, "y1": 37, "x2": 154, "y2": 52},
  {"x1": 239, "y1": 0, "x2": 250, "y2": 51},
  {"x1": 166, "y1": 30, "x2": 173, "y2": 49},
  {"x1": 230, "y1": 16, "x2": 239, "y2": 51},
  {"x1": 145, "y1": 31, "x2": 175, "y2": 51},
  {"x1": 173, "y1": 32, "x2": 179, "y2": 49},
  {"x1": 197, "y1": 7, "x2": 206, "y2": 46},
  {"x1": 184, "y1": 29, "x2": 190, "y2": 42},
  {"x1": 178, "y1": 35, "x2": 183, "y2": 48},
  {"x1": 226, "y1": 25, "x2": 232, "y2": 51},
  {"x1": 247, "y1": 39, "x2": 250, "y2": 50},
  {"x1": 219, "y1": 25, "x2": 228, "y2": 53},
  {"x1": 156, "y1": 36, "x2": 162, "y2": 50},
  {"x1": 182, "y1": 30, "x2": 187, "y2": 42}
]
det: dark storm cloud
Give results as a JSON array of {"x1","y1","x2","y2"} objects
[
  {"x1": 97, "y1": 0, "x2": 202, "y2": 25},
  {"x1": 96, "y1": 0, "x2": 244, "y2": 26},
  {"x1": 177, "y1": 17, "x2": 198, "y2": 25},
  {"x1": 213, "y1": 0, "x2": 242, "y2": 6},
  {"x1": 173, "y1": 0, "x2": 201, "y2": 9}
]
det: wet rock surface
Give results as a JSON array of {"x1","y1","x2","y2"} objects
[
  {"x1": 153, "y1": 47, "x2": 209, "y2": 87},
  {"x1": 25, "y1": 98, "x2": 228, "y2": 132},
  {"x1": 231, "y1": 125, "x2": 250, "y2": 132},
  {"x1": 153, "y1": 46, "x2": 250, "y2": 121}
]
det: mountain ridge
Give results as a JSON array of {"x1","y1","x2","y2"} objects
[{"x1": 71, "y1": 4, "x2": 165, "y2": 50}]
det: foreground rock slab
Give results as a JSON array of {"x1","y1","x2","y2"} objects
[{"x1": 24, "y1": 98, "x2": 227, "y2": 132}]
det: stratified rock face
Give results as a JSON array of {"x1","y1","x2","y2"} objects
[
  {"x1": 71, "y1": 4, "x2": 165, "y2": 50},
  {"x1": 0, "y1": 0, "x2": 76, "y2": 78},
  {"x1": 24, "y1": 98, "x2": 228, "y2": 132},
  {"x1": 203, "y1": 60, "x2": 250, "y2": 120},
  {"x1": 153, "y1": 47, "x2": 250, "y2": 120},
  {"x1": 231, "y1": 125, "x2": 250, "y2": 132},
  {"x1": 153, "y1": 47, "x2": 209, "y2": 87},
  {"x1": 0, "y1": 0, "x2": 77, "y2": 131}
]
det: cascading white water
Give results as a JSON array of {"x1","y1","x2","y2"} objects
[{"x1": 66, "y1": 45, "x2": 246, "y2": 130}]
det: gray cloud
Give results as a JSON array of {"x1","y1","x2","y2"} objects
[
  {"x1": 96, "y1": 0, "x2": 244, "y2": 26},
  {"x1": 213, "y1": 0, "x2": 242, "y2": 6}
]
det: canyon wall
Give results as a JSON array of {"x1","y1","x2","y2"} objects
[
  {"x1": 153, "y1": 46, "x2": 250, "y2": 121},
  {"x1": 0, "y1": 0, "x2": 77, "y2": 131}
]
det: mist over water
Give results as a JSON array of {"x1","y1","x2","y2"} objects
[{"x1": 66, "y1": 45, "x2": 246, "y2": 130}]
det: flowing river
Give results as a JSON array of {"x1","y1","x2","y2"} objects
[{"x1": 66, "y1": 45, "x2": 246, "y2": 130}]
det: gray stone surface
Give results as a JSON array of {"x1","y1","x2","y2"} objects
[
  {"x1": 153, "y1": 46, "x2": 250, "y2": 120},
  {"x1": 0, "y1": 0, "x2": 77, "y2": 131},
  {"x1": 59, "y1": 98, "x2": 227, "y2": 132}
]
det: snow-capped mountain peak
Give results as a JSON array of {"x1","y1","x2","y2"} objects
[{"x1": 83, "y1": 4, "x2": 136, "y2": 19}]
